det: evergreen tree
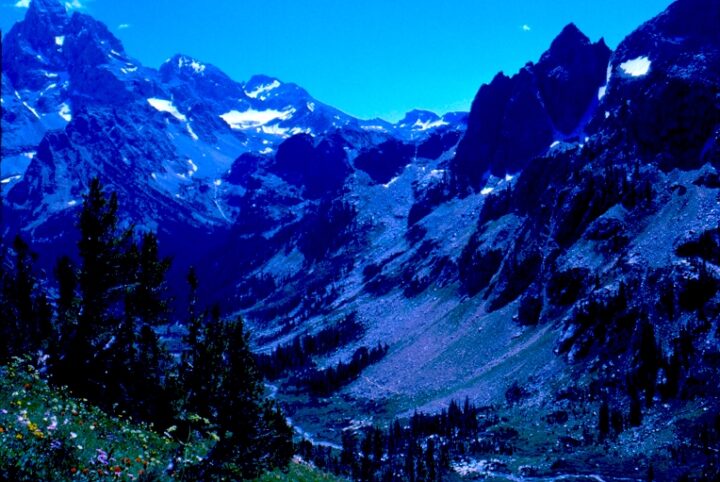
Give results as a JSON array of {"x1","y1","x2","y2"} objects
[
  {"x1": 0, "y1": 236, "x2": 52, "y2": 362},
  {"x1": 194, "y1": 316, "x2": 292, "y2": 479}
]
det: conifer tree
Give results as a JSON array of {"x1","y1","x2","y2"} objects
[{"x1": 0, "y1": 236, "x2": 52, "y2": 362}]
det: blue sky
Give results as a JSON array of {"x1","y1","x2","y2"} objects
[{"x1": 2, "y1": 0, "x2": 673, "y2": 121}]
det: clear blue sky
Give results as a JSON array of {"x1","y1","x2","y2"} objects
[{"x1": 2, "y1": 0, "x2": 674, "y2": 121}]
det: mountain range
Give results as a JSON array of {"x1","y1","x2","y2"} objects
[{"x1": 2, "y1": 0, "x2": 720, "y2": 479}]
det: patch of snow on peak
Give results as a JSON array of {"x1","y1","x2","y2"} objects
[
  {"x1": 505, "y1": 174, "x2": 514, "y2": 182},
  {"x1": 221, "y1": 107, "x2": 295, "y2": 129},
  {"x1": 412, "y1": 118, "x2": 448, "y2": 131},
  {"x1": 147, "y1": 98, "x2": 187, "y2": 121},
  {"x1": 178, "y1": 56, "x2": 206, "y2": 74},
  {"x1": 186, "y1": 123, "x2": 199, "y2": 141},
  {"x1": 23, "y1": 102, "x2": 40, "y2": 119},
  {"x1": 259, "y1": 147, "x2": 273, "y2": 155},
  {"x1": 1, "y1": 175, "x2": 22, "y2": 184},
  {"x1": 598, "y1": 85, "x2": 606, "y2": 100},
  {"x1": 260, "y1": 124, "x2": 290, "y2": 136},
  {"x1": 55, "y1": 36, "x2": 65, "y2": 46},
  {"x1": 550, "y1": 140, "x2": 560, "y2": 148},
  {"x1": 121, "y1": 66, "x2": 138, "y2": 74},
  {"x1": 480, "y1": 187, "x2": 494, "y2": 195},
  {"x1": 307, "y1": 102, "x2": 315, "y2": 112},
  {"x1": 187, "y1": 159, "x2": 198, "y2": 173},
  {"x1": 382, "y1": 176, "x2": 400, "y2": 189},
  {"x1": 619, "y1": 56, "x2": 651, "y2": 77},
  {"x1": 59, "y1": 103, "x2": 72, "y2": 122},
  {"x1": 245, "y1": 80, "x2": 281, "y2": 99}
]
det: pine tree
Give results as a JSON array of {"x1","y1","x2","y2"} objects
[
  {"x1": 195, "y1": 316, "x2": 292, "y2": 479},
  {"x1": 0, "y1": 236, "x2": 52, "y2": 362}
]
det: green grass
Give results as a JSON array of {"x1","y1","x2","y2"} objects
[
  {"x1": 0, "y1": 357, "x2": 343, "y2": 481},
  {"x1": 254, "y1": 461, "x2": 347, "y2": 482},
  {"x1": 0, "y1": 357, "x2": 211, "y2": 481}
]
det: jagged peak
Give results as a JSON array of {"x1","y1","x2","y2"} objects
[
  {"x1": 167, "y1": 54, "x2": 208, "y2": 74},
  {"x1": 27, "y1": 0, "x2": 68, "y2": 24},
  {"x1": 245, "y1": 74, "x2": 282, "y2": 89},
  {"x1": 547, "y1": 23, "x2": 592, "y2": 52},
  {"x1": 399, "y1": 109, "x2": 441, "y2": 124}
]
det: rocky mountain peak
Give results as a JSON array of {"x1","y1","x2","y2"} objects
[{"x1": 26, "y1": 0, "x2": 68, "y2": 31}]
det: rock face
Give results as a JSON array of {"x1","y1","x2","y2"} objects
[
  {"x1": 535, "y1": 24, "x2": 611, "y2": 135},
  {"x1": 452, "y1": 23, "x2": 610, "y2": 188},
  {"x1": 271, "y1": 134, "x2": 352, "y2": 199},
  {"x1": 593, "y1": 0, "x2": 720, "y2": 171}
]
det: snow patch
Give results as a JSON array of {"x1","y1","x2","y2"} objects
[
  {"x1": 55, "y1": 36, "x2": 65, "y2": 46},
  {"x1": 220, "y1": 108, "x2": 295, "y2": 129},
  {"x1": 59, "y1": 103, "x2": 72, "y2": 122},
  {"x1": 214, "y1": 179, "x2": 222, "y2": 186},
  {"x1": 504, "y1": 174, "x2": 514, "y2": 182},
  {"x1": 67, "y1": 200, "x2": 77, "y2": 206},
  {"x1": 480, "y1": 187, "x2": 494, "y2": 195},
  {"x1": 147, "y1": 98, "x2": 186, "y2": 121},
  {"x1": 120, "y1": 66, "x2": 138, "y2": 74},
  {"x1": 306, "y1": 101, "x2": 315, "y2": 112},
  {"x1": 383, "y1": 176, "x2": 400, "y2": 189},
  {"x1": 23, "y1": 152, "x2": 36, "y2": 160},
  {"x1": 259, "y1": 147, "x2": 273, "y2": 155},
  {"x1": 1, "y1": 175, "x2": 22, "y2": 184},
  {"x1": 598, "y1": 85, "x2": 606, "y2": 100},
  {"x1": 550, "y1": 140, "x2": 560, "y2": 148},
  {"x1": 187, "y1": 159, "x2": 198, "y2": 173},
  {"x1": 23, "y1": 102, "x2": 40, "y2": 119},
  {"x1": 186, "y1": 123, "x2": 199, "y2": 141},
  {"x1": 260, "y1": 124, "x2": 290, "y2": 136},
  {"x1": 619, "y1": 56, "x2": 651, "y2": 77},
  {"x1": 413, "y1": 118, "x2": 448, "y2": 131},
  {"x1": 177, "y1": 56, "x2": 206, "y2": 74},
  {"x1": 245, "y1": 80, "x2": 281, "y2": 99}
]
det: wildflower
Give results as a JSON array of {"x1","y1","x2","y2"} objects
[
  {"x1": 47, "y1": 417, "x2": 58, "y2": 431},
  {"x1": 113, "y1": 466, "x2": 122, "y2": 474},
  {"x1": 69, "y1": 432, "x2": 77, "y2": 439},
  {"x1": 0, "y1": 427, "x2": 4, "y2": 433},
  {"x1": 0, "y1": 409, "x2": 7, "y2": 414},
  {"x1": 15, "y1": 433, "x2": 22, "y2": 440},
  {"x1": 97, "y1": 449, "x2": 109, "y2": 465},
  {"x1": 50, "y1": 440, "x2": 62, "y2": 450},
  {"x1": 82, "y1": 468, "x2": 89, "y2": 474},
  {"x1": 70, "y1": 467, "x2": 77, "y2": 474}
]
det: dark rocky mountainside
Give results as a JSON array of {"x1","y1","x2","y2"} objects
[{"x1": 2, "y1": 0, "x2": 720, "y2": 479}]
